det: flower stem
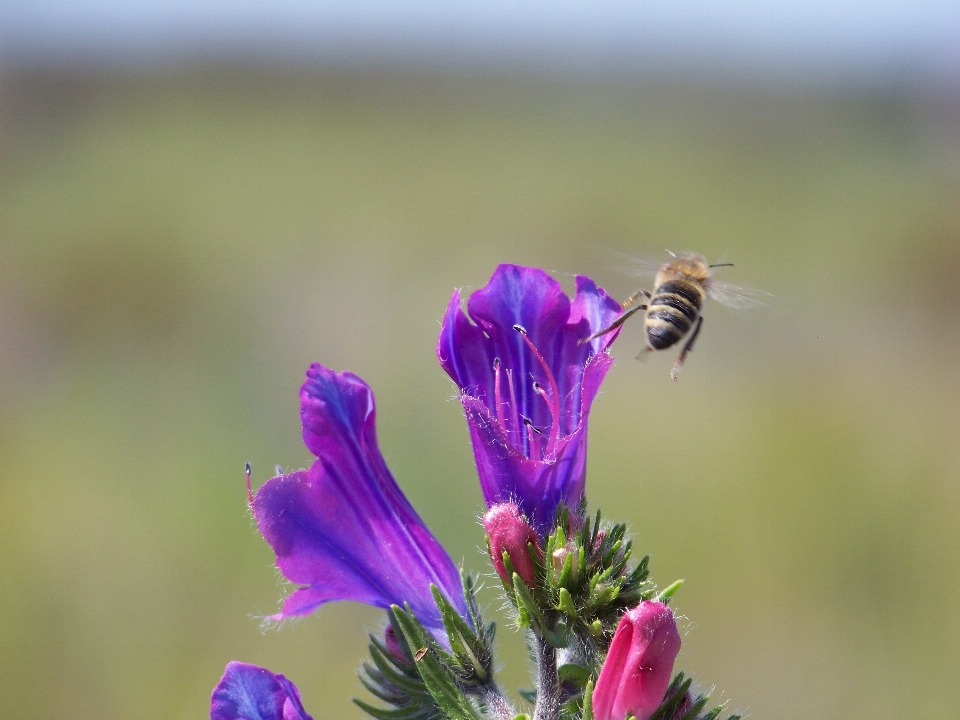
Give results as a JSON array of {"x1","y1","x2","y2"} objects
[
  {"x1": 533, "y1": 636, "x2": 560, "y2": 720},
  {"x1": 478, "y1": 685, "x2": 515, "y2": 720}
]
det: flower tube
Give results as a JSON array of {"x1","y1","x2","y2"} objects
[
  {"x1": 438, "y1": 264, "x2": 623, "y2": 534},
  {"x1": 253, "y1": 364, "x2": 469, "y2": 638}
]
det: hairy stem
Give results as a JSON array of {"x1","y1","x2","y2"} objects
[
  {"x1": 533, "y1": 637, "x2": 560, "y2": 720},
  {"x1": 478, "y1": 685, "x2": 515, "y2": 720}
]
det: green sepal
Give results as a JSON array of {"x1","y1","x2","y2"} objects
[
  {"x1": 557, "y1": 550, "x2": 574, "y2": 589},
  {"x1": 512, "y1": 715, "x2": 531, "y2": 720},
  {"x1": 431, "y1": 584, "x2": 490, "y2": 683},
  {"x1": 647, "y1": 673, "x2": 693, "y2": 720},
  {"x1": 557, "y1": 587, "x2": 577, "y2": 617},
  {"x1": 512, "y1": 572, "x2": 543, "y2": 630},
  {"x1": 657, "y1": 579, "x2": 684, "y2": 604},
  {"x1": 517, "y1": 688, "x2": 537, "y2": 704},
  {"x1": 581, "y1": 679, "x2": 595, "y2": 720},
  {"x1": 646, "y1": 671, "x2": 741, "y2": 720}
]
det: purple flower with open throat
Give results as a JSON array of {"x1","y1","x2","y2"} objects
[
  {"x1": 252, "y1": 364, "x2": 468, "y2": 638},
  {"x1": 438, "y1": 264, "x2": 622, "y2": 534}
]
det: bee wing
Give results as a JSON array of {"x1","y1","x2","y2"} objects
[
  {"x1": 607, "y1": 249, "x2": 664, "y2": 280},
  {"x1": 707, "y1": 280, "x2": 772, "y2": 309}
]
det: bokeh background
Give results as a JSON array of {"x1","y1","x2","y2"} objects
[{"x1": 2, "y1": 2, "x2": 959, "y2": 718}]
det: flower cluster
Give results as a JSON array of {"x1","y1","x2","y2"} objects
[{"x1": 212, "y1": 265, "x2": 740, "y2": 720}]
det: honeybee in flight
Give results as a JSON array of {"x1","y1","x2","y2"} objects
[{"x1": 583, "y1": 251, "x2": 765, "y2": 381}]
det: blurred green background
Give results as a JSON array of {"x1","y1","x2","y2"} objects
[{"x1": 2, "y1": 63, "x2": 959, "y2": 720}]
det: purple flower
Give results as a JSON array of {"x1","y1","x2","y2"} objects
[
  {"x1": 210, "y1": 662, "x2": 312, "y2": 720},
  {"x1": 591, "y1": 601, "x2": 682, "y2": 720},
  {"x1": 253, "y1": 364, "x2": 469, "y2": 637},
  {"x1": 438, "y1": 264, "x2": 622, "y2": 534}
]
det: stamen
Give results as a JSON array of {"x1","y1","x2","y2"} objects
[
  {"x1": 245, "y1": 462, "x2": 254, "y2": 508},
  {"x1": 513, "y1": 325, "x2": 561, "y2": 457},
  {"x1": 522, "y1": 417, "x2": 542, "y2": 462},
  {"x1": 505, "y1": 368, "x2": 520, "y2": 447},
  {"x1": 493, "y1": 357, "x2": 506, "y2": 429}
]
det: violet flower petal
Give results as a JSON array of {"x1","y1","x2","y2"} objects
[
  {"x1": 438, "y1": 265, "x2": 622, "y2": 533},
  {"x1": 254, "y1": 365, "x2": 468, "y2": 636},
  {"x1": 210, "y1": 662, "x2": 312, "y2": 720}
]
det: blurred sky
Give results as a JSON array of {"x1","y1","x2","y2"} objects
[{"x1": 3, "y1": 0, "x2": 959, "y2": 79}]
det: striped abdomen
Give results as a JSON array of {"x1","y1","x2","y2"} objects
[{"x1": 645, "y1": 279, "x2": 705, "y2": 350}]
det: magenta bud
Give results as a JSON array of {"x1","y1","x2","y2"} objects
[
  {"x1": 383, "y1": 626, "x2": 408, "y2": 664},
  {"x1": 592, "y1": 601, "x2": 682, "y2": 720},
  {"x1": 482, "y1": 503, "x2": 541, "y2": 588}
]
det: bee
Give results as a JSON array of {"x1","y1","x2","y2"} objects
[{"x1": 583, "y1": 251, "x2": 764, "y2": 381}]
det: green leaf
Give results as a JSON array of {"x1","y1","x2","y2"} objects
[{"x1": 557, "y1": 664, "x2": 591, "y2": 686}]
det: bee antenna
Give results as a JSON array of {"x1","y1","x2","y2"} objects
[{"x1": 709, "y1": 262, "x2": 734, "y2": 268}]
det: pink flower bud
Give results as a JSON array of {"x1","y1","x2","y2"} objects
[
  {"x1": 383, "y1": 626, "x2": 408, "y2": 664},
  {"x1": 592, "y1": 601, "x2": 682, "y2": 720},
  {"x1": 482, "y1": 503, "x2": 541, "y2": 588}
]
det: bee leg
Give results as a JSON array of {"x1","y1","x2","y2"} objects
[
  {"x1": 670, "y1": 316, "x2": 704, "y2": 382},
  {"x1": 621, "y1": 289, "x2": 651, "y2": 309},
  {"x1": 578, "y1": 304, "x2": 646, "y2": 345}
]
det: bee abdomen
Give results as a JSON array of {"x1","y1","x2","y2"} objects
[
  {"x1": 645, "y1": 280, "x2": 704, "y2": 350},
  {"x1": 657, "y1": 280, "x2": 705, "y2": 308},
  {"x1": 646, "y1": 308, "x2": 691, "y2": 349},
  {"x1": 648, "y1": 293, "x2": 699, "y2": 321}
]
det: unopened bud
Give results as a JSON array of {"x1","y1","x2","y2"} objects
[
  {"x1": 552, "y1": 545, "x2": 579, "y2": 584},
  {"x1": 383, "y1": 626, "x2": 408, "y2": 664},
  {"x1": 592, "y1": 601, "x2": 681, "y2": 720},
  {"x1": 483, "y1": 503, "x2": 541, "y2": 588},
  {"x1": 552, "y1": 547, "x2": 569, "y2": 574}
]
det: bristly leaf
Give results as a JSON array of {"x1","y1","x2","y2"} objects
[
  {"x1": 356, "y1": 613, "x2": 444, "y2": 720},
  {"x1": 390, "y1": 605, "x2": 483, "y2": 720}
]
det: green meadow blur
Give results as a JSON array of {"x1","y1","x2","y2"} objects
[{"x1": 1, "y1": 66, "x2": 959, "y2": 719}]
